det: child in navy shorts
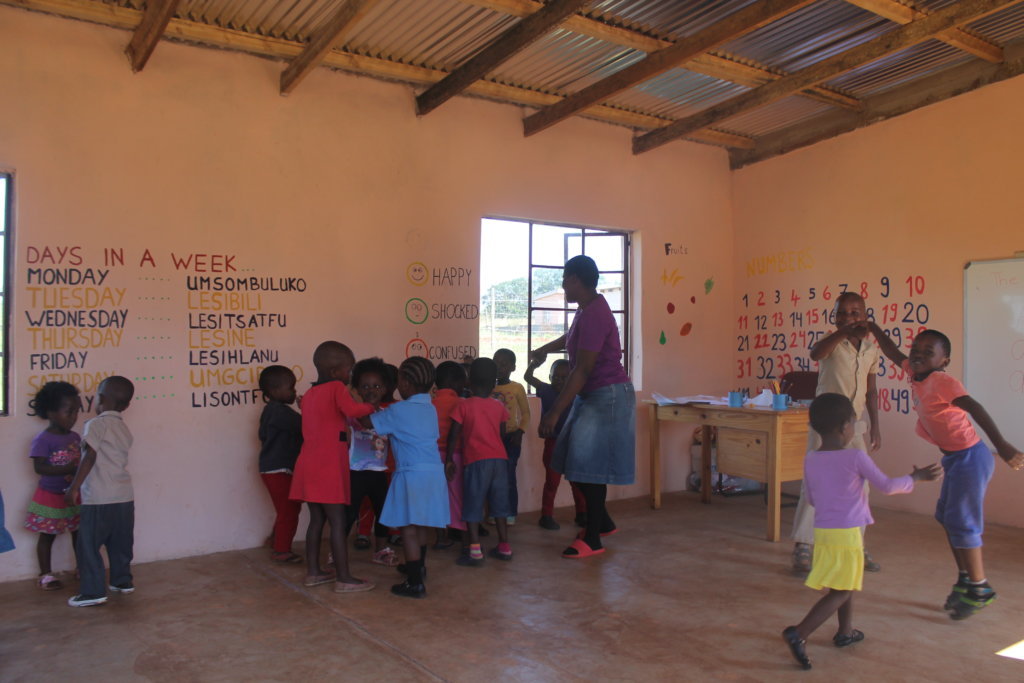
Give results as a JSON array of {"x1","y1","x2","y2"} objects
[
  {"x1": 446, "y1": 358, "x2": 511, "y2": 566},
  {"x1": 871, "y1": 325, "x2": 1024, "y2": 619}
]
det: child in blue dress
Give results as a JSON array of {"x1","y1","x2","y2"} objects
[{"x1": 369, "y1": 356, "x2": 449, "y2": 598}]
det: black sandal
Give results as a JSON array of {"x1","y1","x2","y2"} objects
[
  {"x1": 782, "y1": 626, "x2": 811, "y2": 670},
  {"x1": 833, "y1": 629, "x2": 865, "y2": 647}
]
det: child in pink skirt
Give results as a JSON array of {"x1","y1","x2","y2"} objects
[{"x1": 24, "y1": 381, "x2": 83, "y2": 591}]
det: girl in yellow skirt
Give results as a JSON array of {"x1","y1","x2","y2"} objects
[{"x1": 782, "y1": 393, "x2": 941, "y2": 670}]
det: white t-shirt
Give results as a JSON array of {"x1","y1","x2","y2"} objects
[{"x1": 82, "y1": 411, "x2": 134, "y2": 504}]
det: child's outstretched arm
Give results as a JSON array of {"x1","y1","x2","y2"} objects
[
  {"x1": 445, "y1": 422, "x2": 462, "y2": 481},
  {"x1": 809, "y1": 321, "x2": 868, "y2": 361},
  {"x1": 64, "y1": 444, "x2": 97, "y2": 505},
  {"x1": 867, "y1": 321, "x2": 907, "y2": 366},
  {"x1": 523, "y1": 361, "x2": 544, "y2": 391},
  {"x1": 952, "y1": 395, "x2": 1024, "y2": 470}
]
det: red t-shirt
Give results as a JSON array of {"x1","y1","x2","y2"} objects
[
  {"x1": 432, "y1": 388, "x2": 463, "y2": 455},
  {"x1": 450, "y1": 396, "x2": 509, "y2": 466}
]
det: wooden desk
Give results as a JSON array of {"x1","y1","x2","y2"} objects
[{"x1": 648, "y1": 402, "x2": 809, "y2": 542}]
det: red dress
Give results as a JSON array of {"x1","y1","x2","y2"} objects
[{"x1": 289, "y1": 381, "x2": 374, "y2": 504}]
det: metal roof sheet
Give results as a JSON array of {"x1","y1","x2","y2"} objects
[
  {"x1": 717, "y1": 94, "x2": 835, "y2": 136},
  {"x1": 825, "y1": 38, "x2": 975, "y2": 97},
  {"x1": 606, "y1": 66, "x2": 750, "y2": 119}
]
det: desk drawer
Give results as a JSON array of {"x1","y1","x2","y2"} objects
[{"x1": 718, "y1": 428, "x2": 766, "y2": 482}]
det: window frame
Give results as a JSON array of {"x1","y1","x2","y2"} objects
[
  {"x1": 483, "y1": 216, "x2": 631, "y2": 381},
  {"x1": 0, "y1": 172, "x2": 11, "y2": 415}
]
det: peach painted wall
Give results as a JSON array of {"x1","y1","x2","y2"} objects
[
  {"x1": 0, "y1": 7, "x2": 735, "y2": 581},
  {"x1": 733, "y1": 75, "x2": 1024, "y2": 526}
]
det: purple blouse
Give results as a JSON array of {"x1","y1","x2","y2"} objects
[
  {"x1": 566, "y1": 294, "x2": 629, "y2": 393},
  {"x1": 804, "y1": 448, "x2": 914, "y2": 529}
]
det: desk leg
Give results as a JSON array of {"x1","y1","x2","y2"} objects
[
  {"x1": 649, "y1": 404, "x2": 661, "y2": 509},
  {"x1": 700, "y1": 426, "x2": 712, "y2": 505},
  {"x1": 767, "y1": 429, "x2": 783, "y2": 542}
]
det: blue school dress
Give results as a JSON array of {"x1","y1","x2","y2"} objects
[{"x1": 371, "y1": 394, "x2": 450, "y2": 529}]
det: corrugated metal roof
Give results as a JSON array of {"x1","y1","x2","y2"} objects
[
  {"x1": 721, "y1": 0, "x2": 894, "y2": 71},
  {"x1": 825, "y1": 39, "x2": 975, "y2": 97},
  {"x1": 66, "y1": 0, "x2": 1024, "y2": 150},
  {"x1": 717, "y1": 94, "x2": 835, "y2": 136}
]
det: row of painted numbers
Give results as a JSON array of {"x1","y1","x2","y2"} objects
[{"x1": 740, "y1": 275, "x2": 927, "y2": 309}]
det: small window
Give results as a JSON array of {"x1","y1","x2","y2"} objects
[
  {"x1": 0, "y1": 173, "x2": 10, "y2": 414},
  {"x1": 479, "y1": 217, "x2": 631, "y2": 389}
]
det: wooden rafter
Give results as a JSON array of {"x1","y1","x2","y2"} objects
[
  {"x1": 1, "y1": 0, "x2": 755, "y2": 149},
  {"x1": 415, "y1": 0, "x2": 590, "y2": 116},
  {"x1": 458, "y1": 0, "x2": 862, "y2": 110},
  {"x1": 633, "y1": 0, "x2": 1021, "y2": 155},
  {"x1": 280, "y1": 0, "x2": 377, "y2": 95},
  {"x1": 124, "y1": 0, "x2": 181, "y2": 72},
  {"x1": 847, "y1": 0, "x2": 1003, "y2": 62},
  {"x1": 729, "y1": 37, "x2": 1024, "y2": 167},
  {"x1": 522, "y1": 0, "x2": 816, "y2": 137}
]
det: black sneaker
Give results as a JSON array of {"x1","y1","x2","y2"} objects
[
  {"x1": 390, "y1": 580, "x2": 426, "y2": 599},
  {"x1": 538, "y1": 515, "x2": 560, "y2": 531},
  {"x1": 949, "y1": 585, "x2": 997, "y2": 620},
  {"x1": 108, "y1": 583, "x2": 135, "y2": 594},
  {"x1": 68, "y1": 594, "x2": 108, "y2": 607},
  {"x1": 782, "y1": 626, "x2": 811, "y2": 670},
  {"x1": 944, "y1": 576, "x2": 970, "y2": 611},
  {"x1": 455, "y1": 552, "x2": 484, "y2": 567},
  {"x1": 396, "y1": 563, "x2": 427, "y2": 579}
]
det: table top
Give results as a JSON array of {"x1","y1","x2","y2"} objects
[{"x1": 646, "y1": 400, "x2": 809, "y2": 414}]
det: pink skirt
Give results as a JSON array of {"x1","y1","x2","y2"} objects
[{"x1": 24, "y1": 486, "x2": 80, "y2": 534}]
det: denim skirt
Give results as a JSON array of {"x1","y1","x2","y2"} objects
[{"x1": 551, "y1": 382, "x2": 636, "y2": 485}]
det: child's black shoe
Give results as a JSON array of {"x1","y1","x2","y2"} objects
[
  {"x1": 949, "y1": 584, "x2": 996, "y2": 620},
  {"x1": 397, "y1": 563, "x2": 427, "y2": 579},
  {"x1": 782, "y1": 626, "x2": 811, "y2": 670},
  {"x1": 390, "y1": 581, "x2": 426, "y2": 599},
  {"x1": 538, "y1": 515, "x2": 560, "y2": 531},
  {"x1": 455, "y1": 552, "x2": 484, "y2": 567},
  {"x1": 944, "y1": 575, "x2": 970, "y2": 611},
  {"x1": 832, "y1": 629, "x2": 864, "y2": 647}
]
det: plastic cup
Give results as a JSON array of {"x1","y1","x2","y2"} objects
[
  {"x1": 772, "y1": 393, "x2": 789, "y2": 410},
  {"x1": 728, "y1": 391, "x2": 744, "y2": 407}
]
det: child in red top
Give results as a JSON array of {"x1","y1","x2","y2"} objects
[
  {"x1": 289, "y1": 341, "x2": 375, "y2": 593},
  {"x1": 432, "y1": 361, "x2": 467, "y2": 548},
  {"x1": 447, "y1": 358, "x2": 511, "y2": 566}
]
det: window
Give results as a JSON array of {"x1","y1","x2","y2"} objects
[
  {"x1": 479, "y1": 217, "x2": 631, "y2": 388},
  {"x1": 0, "y1": 173, "x2": 9, "y2": 414}
]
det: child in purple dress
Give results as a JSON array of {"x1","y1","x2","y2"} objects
[{"x1": 24, "y1": 381, "x2": 83, "y2": 591}]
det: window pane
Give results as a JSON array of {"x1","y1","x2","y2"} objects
[
  {"x1": 598, "y1": 272, "x2": 624, "y2": 310},
  {"x1": 531, "y1": 310, "x2": 566, "y2": 351},
  {"x1": 530, "y1": 266, "x2": 563, "y2": 307},
  {"x1": 614, "y1": 312, "x2": 626, "y2": 354},
  {"x1": 532, "y1": 223, "x2": 582, "y2": 266},
  {"x1": 584, "y1": 233, "x2": 625, "y2": 271}
]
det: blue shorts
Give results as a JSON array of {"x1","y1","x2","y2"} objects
[
  {"x1": 462, "y1": 459, "x2": 511, "y2": 522},
  {"x1": 551, "y1": 382, "x2": 636, "y2": 485},
  {"x1": 935, "y1": 440, "x2": 994, "y2": 548}
]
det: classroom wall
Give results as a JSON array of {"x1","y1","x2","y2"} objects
[
  {"x1": 732, "y1": 74, "x2": 1024, "y2": 526},
  {"x1": 0, "y1": 7, "x2": 735, "y2": 581}
]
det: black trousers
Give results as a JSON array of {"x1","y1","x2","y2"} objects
[
  {"x1": 346, "y1": 470, "x2": 389, "y2": 538},
  {"x1": 76, "y1": 501, "x2": 134, "y2": 597}
]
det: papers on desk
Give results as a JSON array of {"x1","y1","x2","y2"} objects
[{"x1": 651, "y1": 392, "x2": 729, "y2": 406}]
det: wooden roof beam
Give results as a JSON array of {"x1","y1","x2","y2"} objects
[
  {"x1": 416, "y1": 0, "x2": 591, "y2": 116},
  {"x1": 280, "y1": 0, "x2": 377, "y2": 95},
  {"x1": 459, "y1": 0, "x2": 861, "y2": 110},
  {"x1": 633, "y1": 0, "x2": 1022, "y2": 155},
  {"x1": 847, "y1": 0, "x2": 1003, "y2": 62},
  {"x1": 729, "y1": 37, "x2": 1024, "y2": 167},
  {"x1": 522, "y1": 0, "x2": 816, "y2": 136},
  {"x1": 125, "y1": 0, "x2": 182, "y2": 72}
]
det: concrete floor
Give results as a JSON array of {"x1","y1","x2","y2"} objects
[{"x1": 3, "y1": 492, "x2": 1024, "y2": 682}]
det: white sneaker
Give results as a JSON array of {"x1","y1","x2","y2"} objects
[
  {"x1": 506, "y1": 516, "x2": 517, "y2": 526},
  {"x1": 68, "y1": 594, "x2": 108, "y2": 607},
  {"x1": 109, "y1": 584, "x2": 135, "y2": 594}
]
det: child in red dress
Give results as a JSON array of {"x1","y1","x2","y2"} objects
[{"x1": 289, "y1": 341, "x2": 375, "y2": 593}]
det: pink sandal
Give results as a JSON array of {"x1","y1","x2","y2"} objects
[
  {"x1": 372, "y1": 547, "x2": 399, "y2": 567},
  {"x1": 562, "y1": 538, "x2": 605, "y2": 559}
]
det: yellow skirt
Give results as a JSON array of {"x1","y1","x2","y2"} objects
[{"x1": 805, "y1": 527, "x2": 864, "y2": 592}]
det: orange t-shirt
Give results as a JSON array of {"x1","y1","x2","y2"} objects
[
  {"x1": 432, "y1": 388, "x2": 463, "y2": 456},
  {"x1": 903, "y1": 360, "x2": 979, "y2": 451}
]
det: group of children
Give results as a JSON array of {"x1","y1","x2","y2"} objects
[
  {"x1": 20, "y1": 375, "x2": 137, "y2": 607},
  {"x1": 781, "y1": 291, "x2": 1024, "y2": 670},
  {"x1": 253, "y1": 343, "x2": 584, "y2": 599},
  {"x1": 14, "y1": 291, "x2": 1023, "y2": 665}
]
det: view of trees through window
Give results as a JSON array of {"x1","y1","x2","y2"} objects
[{"x1": 479, "y1": 217, "x2": 630, "y2": 391}]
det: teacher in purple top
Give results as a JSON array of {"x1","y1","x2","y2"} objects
[{"x1": 532, "y1": 255, "x2": 635, "y2": 558}]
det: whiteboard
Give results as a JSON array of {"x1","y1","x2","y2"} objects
[{"x1": 963, "y1": 258, "x2": 1024, "y2": 451}]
